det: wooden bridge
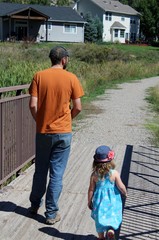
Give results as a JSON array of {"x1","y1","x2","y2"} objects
[{"x1": 1, "y1": 142, "x2": 159, "y2": 240}]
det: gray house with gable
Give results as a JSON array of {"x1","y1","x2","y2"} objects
[
  {"x1": 74, "y1": 0, "x2": 140, "y2": 43},
  {"x1": 0, "y1": 2, "x2": 85, "y2": 42}
]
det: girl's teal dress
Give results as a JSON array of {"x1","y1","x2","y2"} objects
[{"x1": 91, "y1": 170, "x2": 122, "y2": 233}]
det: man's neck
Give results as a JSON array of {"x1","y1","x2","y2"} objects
[{"x1": 51, "y1": 64, "x2": 63, "y2": 69}]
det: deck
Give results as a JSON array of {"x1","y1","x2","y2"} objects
[{"x1": 0, "y1": 142, "x2": 159, "y2": 240}]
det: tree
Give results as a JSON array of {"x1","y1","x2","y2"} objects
[
  {"x1": 1, "y1": 0, "x2": 76, "y2": 5},
  {"x1": 30, "y1": 0, "x2": 50, "y2": 5},
  {"x1": 56, "y1": 0, "x2": 71, "y2": 6},
  {"x1": 2, "y1": 0, "x2": 50, "y2": 5},
  {"x1": 84, "y1": 12, "x2": 103, "y2": 42},
  {"x1": 94, "y1": 15, "x2": 103, "y2": 42},
  {"x1": 120, "y1": 0, "x2": 159, "y2": 41},
  {"x1": 51, "y1": 0, "x2": 74, "y2": 6}
]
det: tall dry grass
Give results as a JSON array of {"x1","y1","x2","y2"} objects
[{"x1": 0, "y1": 42, "x2": 159, "y2": 101}]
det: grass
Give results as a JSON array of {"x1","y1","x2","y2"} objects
[
  {"x1": 145, "y1": 86, "x2": 159, "y2": 147},
  {"x1": 0, "y1": 41, "x2": 159, "y2": 125},
  {"x1": 0, "y1": 42, "x2": 159, "y2": 93},
  {"x1": 1, "y1": 41, "x2": 159, "y2": 123}
]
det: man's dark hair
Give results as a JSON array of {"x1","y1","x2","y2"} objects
[{"x1": 49, "y1": 46, "x2": 69, "y2": 65}]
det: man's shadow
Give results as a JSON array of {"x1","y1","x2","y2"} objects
[
  {"x1": 0, "y1": 201, "x2": 96, "y2": 239},
  {"x1": 0, "y1": 201, "x2": 45, "y2": 224}
]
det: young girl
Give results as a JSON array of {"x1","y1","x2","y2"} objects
[{"x1": 88, "y1": 145, "x2": 127, "y2": 240}]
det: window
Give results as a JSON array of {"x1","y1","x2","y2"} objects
[
  {"x1": 125, "y1": 33, "x2": 129, "y2": 40},
  {"x1": 120, "y1": 30, "x2": 125, "y2": 38},
  {"x1": 130, "y1": 18, "x2": 136, "y2": 24},
  {"x1": 64, "y1": 24, "x2": 77, "y2": 34},
  {"x1": 130, "y1": 32, "x2": 136, "y2": 41},
  {"x1": 105, "y1": 12, "x2": 112, "y2": 21},
  {"x1": 121, "y1": 16, "x2": 125, "y2": 21},
  {"x1": 114, "y1": 29, "x2": 118, "y2": 37}
]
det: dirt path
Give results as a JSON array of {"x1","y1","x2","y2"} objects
[{"x1": 72, "y1": 76, "x2": 159, "y2": 148}]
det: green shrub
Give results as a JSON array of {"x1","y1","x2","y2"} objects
[
  {"x1": 151, "y1": 41, "x2": 159, "y2": 47},
  {"x1": 71, "y1": 43, "x2": 130, "y2": 63}
]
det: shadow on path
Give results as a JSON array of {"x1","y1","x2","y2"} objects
[
  {"x1": 0, "y1": 201, "x2": 45, "y2": 223},
  {"x1": 39, "y1": 227, "x2": 95, "y2": 240},
  {"x1": 118, "y1": 145, "x2": 159, "y2": 240}
]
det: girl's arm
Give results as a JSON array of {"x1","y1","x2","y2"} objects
[
  {"x1": 114, "y1": 170, "x2": 127, "y2": 197},
  {"x1": 88, "y1": 174, "x2": 96, "y2": 210}
]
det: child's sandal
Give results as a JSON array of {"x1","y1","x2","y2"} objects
[{"x1": 107, "y1": 229, "x2": 115, "y2": 240}]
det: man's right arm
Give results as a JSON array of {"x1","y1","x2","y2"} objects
[{"x1": 29, "y1": 96, "x2": 38, "y2": 121}]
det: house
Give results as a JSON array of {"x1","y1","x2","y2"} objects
[
  {"x1": 74, "y1": 0, "x2": 140, "y2": 43},
  {"x1": 0, "y1": 2, "x2": 85, "y2": 42}
]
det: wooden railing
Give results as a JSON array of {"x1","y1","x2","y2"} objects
[{"x1": 0, "y1": 85, "x2": 36, "y2": 185}]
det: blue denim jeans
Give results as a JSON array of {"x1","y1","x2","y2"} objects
[{"x1": 29, "y1": 133, "x2": 72, "y2": 219}]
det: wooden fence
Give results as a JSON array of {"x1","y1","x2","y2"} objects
[{"x1": 0, "y1": 85, "x2": 35, "y2": 185}]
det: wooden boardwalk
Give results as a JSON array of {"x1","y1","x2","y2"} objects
[{"x1": 0, "y1": 142, "x2": 159, "y2": 240}]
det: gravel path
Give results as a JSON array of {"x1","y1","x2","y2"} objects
[{"x1": 72, "y1": 76, "x2": 159, "y2": 148}]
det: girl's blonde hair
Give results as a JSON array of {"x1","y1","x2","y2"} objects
[{"x1": 92, "y1": 160, "x2": 115, "y2": 179}]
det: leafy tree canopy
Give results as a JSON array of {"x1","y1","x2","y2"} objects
[
  {"x1": 0, "y1": 0, "x2": 76, "y2": 5},
  {"x1": 120, "y1": 0, "x2": 159, "y2": 41}
]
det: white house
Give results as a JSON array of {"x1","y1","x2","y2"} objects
[{"x1": 74, "y1": 0, "x2": 140, "y2": 43}]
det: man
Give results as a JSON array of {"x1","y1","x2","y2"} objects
[{"x1": 29, "y1": 46, "x2": 84, "y2": 225}]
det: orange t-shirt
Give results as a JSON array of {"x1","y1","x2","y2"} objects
[{"x1": 29, "y1": 68, "x2": 84, "y2": 133}]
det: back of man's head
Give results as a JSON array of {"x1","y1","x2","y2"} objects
[{"x1": 49, "y1": 46, "x2": 69, "y2": 65}]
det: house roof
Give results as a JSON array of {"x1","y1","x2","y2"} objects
[
  {"x1": 111, "y1": 21, "x2": 126, "y2": 29},
  {"x1": 90, "y1": 0, "x2": 140, "y2": 16},
  {"x1": 35, "y1": 5, "x2": 84, "y2": 22},
  {"x1": 0, "y1": 2, "x2": 85, "y2": 23}
]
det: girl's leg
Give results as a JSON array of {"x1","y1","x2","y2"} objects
[
  {"x1": 95, "y1": 221, "x2": 105, "y2": 239},
  {"x1": 97, "y1": 232, "x2": 105, "y2": 240},
  {"x1": 107, "y1": 229, "x2": 115, "y2": 240}
]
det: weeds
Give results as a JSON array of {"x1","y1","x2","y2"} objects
[
  {"x1": 0, "y1": 42, "x2": 159, "y2": 101},
  {"x1": 145, "y1": 86, "x2": 159, "y2": 146}
]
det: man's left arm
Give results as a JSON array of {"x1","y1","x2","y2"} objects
[
  {"x1": 29, "y1": 96, "x2": 38, "y2": 121},
  {"x1": 71, "y1": 98, "x2": 82, "y2": 119}
]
